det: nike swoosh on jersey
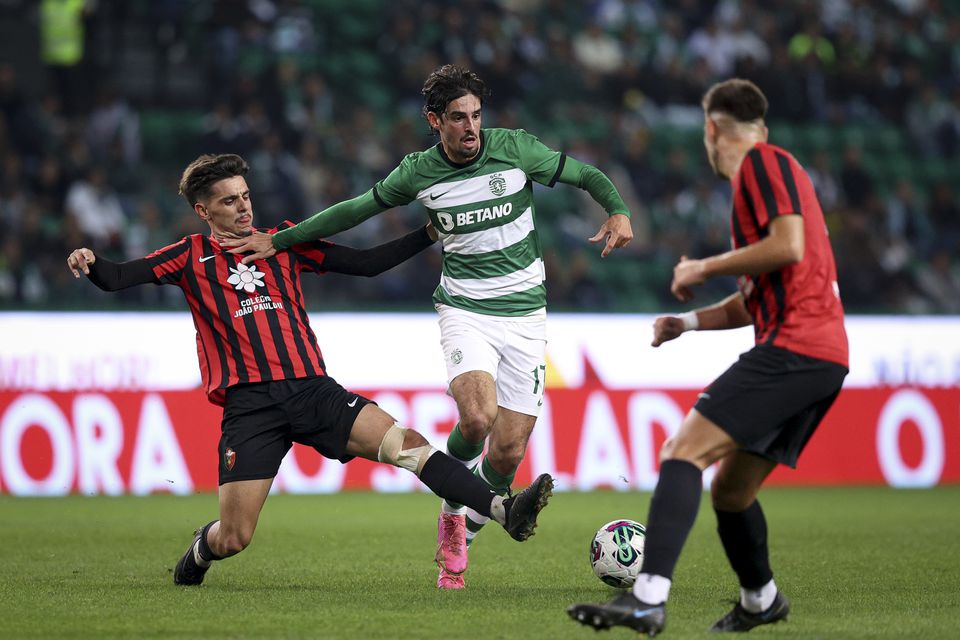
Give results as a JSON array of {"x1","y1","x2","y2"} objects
[
  {"x1": 198, "y1": 255, "x2": 216, "y2": 263},
  {"x1": 429, "y1": 190, "x2": 451, "y2": 200},
  {"x1": 347, "y1": 397, "x2": 358, "y2": 407}
]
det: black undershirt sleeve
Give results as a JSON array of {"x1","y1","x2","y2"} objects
[
  {"x1": 86, "y1": 255, "x2": 158, "y2": 291},
  {"x1": 320, "y1": 225, "x2": 435, "y2": 277}
]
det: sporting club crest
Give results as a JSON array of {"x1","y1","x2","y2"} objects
[{"x1": 489, "y1": 173, "x2": 506, "y2": 196}]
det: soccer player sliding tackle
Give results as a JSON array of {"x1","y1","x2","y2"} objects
[
  {"x1": 66, "y1": 152, "x2": 554, "y2": 587},
  {"x1": 220, "y1": 64, "x2": 633, "y2": 590}
]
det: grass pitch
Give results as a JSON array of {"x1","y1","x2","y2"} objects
[{"x1": 1, "y1": 487, "x2": 957, "y2": 639}]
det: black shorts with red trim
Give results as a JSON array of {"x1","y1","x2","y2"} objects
[
  {"x1": 693, "y1": 345, "x2": 848, "y2": 468},
  {"x1": 217, "y1": 376, "x2": 373, "y2": 485}
]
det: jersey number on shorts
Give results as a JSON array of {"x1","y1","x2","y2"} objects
[{"x1": 531, "y1": 364, "x2": 546, "y2": 406}]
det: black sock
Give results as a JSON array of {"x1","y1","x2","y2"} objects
[
  {"x1": 715, "y1": 500, "x2": 773, "y2": 589},
  {"x1": 639, "y1": 459, "x2": 703, "y2": 579},
  {"x1": 419, "y1": 453, "x2": 494, "y2": 517},
  {"x1": 197, "y1": 520, "x2": 224, "y2": 562}
]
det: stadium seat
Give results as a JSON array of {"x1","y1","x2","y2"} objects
[
  {"x1": 140, "y1": 111, "x2": 207, "y2": 165},
  {"x1": 873, "y1": 125, "x2": 906, "y2": 155},
  {"x1": 797, "y1": 124, "x2": 834, "y2": 155}
]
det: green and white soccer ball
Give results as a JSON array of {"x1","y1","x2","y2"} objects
[{"x1": 590, "y1": 519, "x2": 646, "y2": 588}]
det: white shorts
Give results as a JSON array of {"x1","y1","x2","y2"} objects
[{"x1": 437, "y1": 304, "x2": 547, "y2": 417}]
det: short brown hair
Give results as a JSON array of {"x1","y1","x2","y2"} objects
[
  {"x1": 702, "y1": 79, "x2": 768, "y2": 122},
  {"x1": 178, "y1": 154, "x2": 249, "y2": 206}
]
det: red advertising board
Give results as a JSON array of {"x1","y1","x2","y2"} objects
[{"x1": 1, "y1": 386, "x2": 956, "y2": 495}]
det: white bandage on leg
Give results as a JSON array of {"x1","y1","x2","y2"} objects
[{"x1": 377, "y1": 423, "x2": 437, "y2": 475}]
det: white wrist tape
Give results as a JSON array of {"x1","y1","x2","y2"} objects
[{"x1": 679, "y1": 312, "x2": 699, "y2": 331}]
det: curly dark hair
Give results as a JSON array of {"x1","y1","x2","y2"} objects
[
  {"x1": 178, "y1": 154, "x2": 249, "y2": 206},
  {"x1": 702, "y1": 78, "x2": 768, "y2": 122},
  {"x1": 421, "y1": 64, "x2": 490, "y2": 136}
]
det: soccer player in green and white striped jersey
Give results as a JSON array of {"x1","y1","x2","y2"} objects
[{"x1": 223, "y1": 64, "x2": 633, "y2": 589}]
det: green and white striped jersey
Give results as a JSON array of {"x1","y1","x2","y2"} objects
[{"x1": 375, "y1": 128, "x2": 563, "y2": 317}]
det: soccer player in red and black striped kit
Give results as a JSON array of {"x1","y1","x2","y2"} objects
[
  {"x1": 570, "y1": 79, "x2": 848, "y2": 635},
  {"x1": 66, "y1": 153, "x2": 553, "y2": 586}
]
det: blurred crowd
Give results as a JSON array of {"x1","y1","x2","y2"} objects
[{"x1": 0, "y1": 0, "x2": 958, "y2": 313}]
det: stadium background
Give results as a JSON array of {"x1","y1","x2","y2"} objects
[{"x1": 0, "y1": 0, "x2": 958, "y2": 496}]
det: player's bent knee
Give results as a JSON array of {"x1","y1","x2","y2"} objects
[
  {"x1": 377, "y1": 423, "x2": 437, "y2": 475},
  {"x1": 458, "y1": 412, "x2": 495, "y2": 440}
]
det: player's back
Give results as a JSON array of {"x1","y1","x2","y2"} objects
[{"x1": 731, "y1": 142, "x2": 848, "y2": 368}]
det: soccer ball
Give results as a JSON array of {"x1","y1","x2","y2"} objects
[{"x1": 590, "y1": 519, "x2": 646, "y2": 588}]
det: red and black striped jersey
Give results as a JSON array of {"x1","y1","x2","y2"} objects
[
  {"x1": 730, "y1": 142, "x2": 848, "y2": 368},
  {"x1": 145, "y1": 221, "x2": 329, "y2": 405}
]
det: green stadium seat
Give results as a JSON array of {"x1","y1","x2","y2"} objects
[
  {"x1": 140, "y1": 110, "x2": 207, "y2": 165},
  {"x1": 769, "y1": 122, "x2": 797, "y2": 149},
  {"x1": 917, "y1": 159, "x2": 951, "y2": 187},
  {"x1": 797, "y1": 124, "x2": 834, "y2": 155},
  {"x1": 873, "y1": 126, "x2": 906, "y2": 155},
  {"x1": 839, "y1": 124, "x2": 870, "y2": 150}
]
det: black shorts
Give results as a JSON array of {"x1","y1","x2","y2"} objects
[
  {"x1": 217, "y1": 376, "x2": 373, "y2": 485},
  {"x1": 693, "y1": 345, "x2": 848, "y2": 468}
]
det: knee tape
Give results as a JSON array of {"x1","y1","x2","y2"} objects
[{"x1": 377, "y1": 423, "x2": 436, "y2": 475}]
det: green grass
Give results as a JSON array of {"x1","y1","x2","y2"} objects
[{"x1": 1, "y1": 487, "x2": 958, "y2": 639}]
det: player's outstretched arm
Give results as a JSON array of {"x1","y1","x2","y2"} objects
[
  {"x1": 224, "y1": 190, "x2": 386, "y2": 265},
  {"x1": 66, "y1": 248, "x2": 156, "y2": 291},
  {"x1": 322, "y1": 223, "x2": 438, "y2": 277}
]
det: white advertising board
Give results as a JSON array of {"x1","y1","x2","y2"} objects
[{"x1": 1, "y1": 313, "x2": 957, "y2": 391}]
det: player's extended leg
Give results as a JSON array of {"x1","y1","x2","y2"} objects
[
  {"x1": 437, "y1": 370, "x2": 499, "y2": 587},
  {"x1": 568, "y1": 409, "x2": 737, "y2": 636},
  {"x1": 345, "y1": 403, "x2": 552, "y2": 547},
  {"x1": 708, "y1": 451, "x2": 790, "y2": 632},
  {"x1": 464, "y1": 406, "x2": 537, "y2": 544},
  {"x1": 173, "y1": 477, "x2": 273, "y2": 586}
]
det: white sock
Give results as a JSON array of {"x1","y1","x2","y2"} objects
[
  {"x1": 489, "y1": 495, "x2": 506, "y2": 525},
  {"x1": 465, "y1": 507, "x2": 489, "y2": 529},
  {"x1": 741, "y1": 579, "x2": 777, "y2": 613},
  {"x1": 440, "y1": 500, "x2": 466, "y2": 516},
  {"x1": 632, "y1": 573, "x2": 671, "y2": 604},
  {"x1": 192, "y1": 540, "x2": 212, "y2": 568}
]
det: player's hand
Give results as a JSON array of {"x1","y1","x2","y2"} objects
[
  {"x1": 220, "y1": 231, "x2": 276, "y2": 265},
  {"x1": 670, "y1": 255, "x2": 705, "y2": 301},
  {"x1": 588, "y1": 213, "x2": 633, "y2": 258},
  {"x1": 651, "y1": 316, "x2": 685, "y2": 347},
  {"x1": 425, "y1": 222, "x2": 439, "y2": 241},
  {"x1": 67, "y1": 248, "x2": 96, "y2": 278}
]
